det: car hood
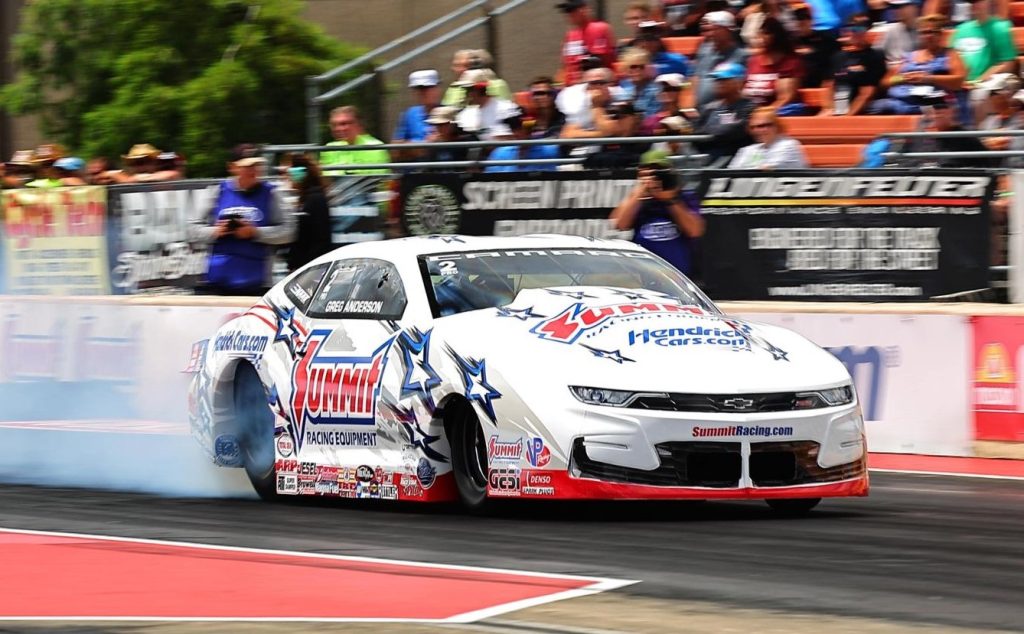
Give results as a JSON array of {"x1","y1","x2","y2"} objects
[{"x1": 434, "y1": 287, "x2": 850, "y2": 394}]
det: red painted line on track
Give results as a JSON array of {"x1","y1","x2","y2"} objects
[
  {"x1": 869, "y1": 453, "x2": 1024, "y2": 478},
  {"x1": 0, "y1": 530, "x2": 629, "y2": 621}
]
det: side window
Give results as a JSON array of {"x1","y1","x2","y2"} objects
[
  {"x1": 307, "y1": 259, "x2": 407, "y2": 320},
  {"x1": 284, "y1": 263, "x2": 330, "y2": 312}
]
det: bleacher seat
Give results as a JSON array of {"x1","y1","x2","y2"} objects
[
  {"x1": 663, "y1": 37, "x2": 703, "y2": 57},
  {"x1": 780, "y1": 115, "x2": 920, "y2": 143},
  {"x1": 799, "y1": 87, "x2": 827, "y2": 109},
  {"x1": 804, "y1": 143, "x2": 867, "y2": 168},
  {"x1": 1012, "y1": 2, "x2": 1024, "y2": 25}
]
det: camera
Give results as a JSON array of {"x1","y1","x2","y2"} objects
[
  {"x1": 221, "y1": 213, "x2": 243, "y2": 231},
  {"x1": 606, "y1": 101, "x2": 635, "y2": 121},
  {"x1": 652, "y1": 169, "x2": 678, "y2": 191}
]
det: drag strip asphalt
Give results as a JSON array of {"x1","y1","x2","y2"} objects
[{"x1": 2, "y1": 472, "x2": 1022, "y2": 631}]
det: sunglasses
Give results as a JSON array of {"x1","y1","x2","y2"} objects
[
  {"x1": 532, "y1": 90, "x2": 554, "y2": 96},
  {"x1": 628, "y1": 64, "x2": 645, "y2": 70},
  {"x1": 751, "y1": 122, "x2": 773, "y2": 129},
  {"x1": 920, "y1": 29, "x2": 940, "y2": 35},
  {"x1": 588, "y1": 80, "x2": 611, "y2": 86}
]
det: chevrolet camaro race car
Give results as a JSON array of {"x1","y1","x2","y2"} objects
[{"x1": 188, "y1": 235, "x2": 868, "y2": 512}]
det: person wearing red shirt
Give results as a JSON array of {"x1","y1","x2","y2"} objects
[
  {"x1": 559, "y1": 0, "x2": 616, "y2": 85},
  {"x1": 743, "y1": 16, "x2": 808, "y2": 115}
]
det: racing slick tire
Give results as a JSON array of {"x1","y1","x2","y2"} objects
[
  {"x1": 446, "y1": 400, "x2": 492, "y2": 513},
  {"x1": 234, "y1": 362, "x2": 277, "y2": 501},
  {"x1": 766, "y1": 498, "x2": 821, "y2": 515}
]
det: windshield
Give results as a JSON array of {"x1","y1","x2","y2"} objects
[{"x1": 420, "y1": 248, "x2": 718, "y2": 318}]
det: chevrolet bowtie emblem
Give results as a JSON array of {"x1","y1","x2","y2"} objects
[{"x1": 722, "y1": 397, "x2": 755, "y2": 410}]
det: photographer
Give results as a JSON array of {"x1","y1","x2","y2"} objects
[
  {"x1": 610, "y1": 151, "x2": 705, "y2": 276},
  {"x1": 190, "y1": 145, "x2": 296, "y2": 296}
]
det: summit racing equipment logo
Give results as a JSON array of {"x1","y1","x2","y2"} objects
[
  {"x1": 289, "y1": 330, "x2": 394, "y2": 449},
  {"x1": 531, "y1": 302, "x2": 704, "y2": 344}
]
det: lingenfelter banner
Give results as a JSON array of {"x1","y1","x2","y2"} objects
[
  {"x1": 1, "y1": 186, "x2": 111, "y2": 295},
  {"x1": 106, "y1": 180, "x2": 221, "y2": 294},
  {"x1": 399, "y1": 171, "x2": 636, "y2": 239},
  {"x1": 698, "y1": 169, "x2": 996, "y2": 301}
]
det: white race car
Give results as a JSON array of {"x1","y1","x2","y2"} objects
[{"x1": 188, "y1": 235, "x2": 868, "y2": 512}]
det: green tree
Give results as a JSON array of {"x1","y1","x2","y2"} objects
[{"x1": 1, "y1": 0, "x2": 368, "y2": 175}]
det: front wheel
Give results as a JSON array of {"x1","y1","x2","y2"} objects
[
  {"x1": 447, "y1": 401, "x2": 491, "y2": 512},
  {"x1": 766, "y1": 497, "x2": 821, "y2": 515},
  {"x1": 234, "y1": 363, "x2": 277, "y2": 501}
]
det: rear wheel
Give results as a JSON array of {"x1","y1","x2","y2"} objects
[
  {"x1": 766, "y1": 497, "x2": 821, "y2": 515},
  {"x1": 234, "y1": 363, "x2": 277, "y2": 501},
  {"x1": 447, "y1": 401, "x2": 491, "y2": 512}
]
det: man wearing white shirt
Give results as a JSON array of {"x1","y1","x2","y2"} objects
[{"x1": 454, "y1": 70, "x2": 520, "y2": 141}]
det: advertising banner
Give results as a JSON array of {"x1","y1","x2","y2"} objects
[
  {"x1": 971, "y1": 315, "x2": 1024, "y2": 442},
  {"x1": 700, "y1": 170, "x2": 995, "y2": 301},
  {"x1": 738, "y1": 311, "x2": 972, "y2": 455},
  {"x1": 1, "y1": 186, "x2": 110, "y2": 295},
  {"x1": 326, "y1": 175, "x2": 388, "y2": 245},
  {"x1": 106, "y1": 180, "x2": 221, "y2": 294},
  {"x1": 399, "y1": 171, "x2": 635, "y2": 239}
]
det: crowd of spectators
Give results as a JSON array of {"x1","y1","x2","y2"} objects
[{"x1": 1, "y1": 143, "x2": 187, "y2": 190}]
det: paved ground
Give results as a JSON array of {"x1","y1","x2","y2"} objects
[{"x1": 1, "y1": 472, "x2": 1021, "y2": 632}]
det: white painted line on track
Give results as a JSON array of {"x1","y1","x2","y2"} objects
[
  {"x1": 870, "y1": 467, "x2": 1024, "y2": 482},
  {"x1": 0, "y1": 526, "x2": 639, "y2": 624}
]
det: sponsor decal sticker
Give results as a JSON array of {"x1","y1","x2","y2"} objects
[
  {"x1": 276, "y1": 473, "x2": 298, "y2": 495},
  {"x1": 289, "y1": 331, "x2": 394, "y2": 449},
  {"x1": 214, "y1": 330, "x2": 269, "y2": 354},
  {"x1": 488, "y1": 467, "x2": 521, "y2": 497},
  {"x1": 692, "y1": 425, "x2": 794, "y2": 438},
  {"x1": 275, "y1": 434, "x2": 294, "y2": 458},
  {"x1": 525, "y1": 437, "x2": 551, "y2": 468},
  {"x1": 532, "y1": 302, "x2": 704, "y2": 344},
  {"x1": 522, "y1": 471, "x2": 555, "y2": 496},
  {"x1": 417, "y1": 457, "x2": 437, "y2": 489},
  {"x1": 489, "y1": 436, "x2": 523, "y2": 463},
  {"x1": 627, "y1": 326, "x2": 749, "y2": 348}
]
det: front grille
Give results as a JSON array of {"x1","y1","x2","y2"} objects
[
  {"x1": 750, "y1": 441, "x2": 865, "y2": 486},
  {"x1": 572, "y1": 439, "x2": 741, "y2": 487},
  {"x1": 631, "y1": 392, "x2": 802, "y2": 413}
]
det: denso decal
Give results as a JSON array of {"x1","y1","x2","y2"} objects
[
  {"x1": 522, "y1": 471, "x2": 555, "y2": 496},
  {"x1": 289, "y1": 330, "x2": 394, "y2": 449},
  {"x1": 525, "y1": 437, "x2": 551, "y2": 467},
  {"x1": 627, "y1": 327, "x2": 748, "y2": 348},
  {"x1": 489, "y1": 436, "x2": 523, "y2": 462},
  {"x1": 531, "y1": 302, "x2": 704, "y2": 344}
]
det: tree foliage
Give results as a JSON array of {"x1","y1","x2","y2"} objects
[{"x1": 1, "y1": 0, "x2": 368, "y2": 175}]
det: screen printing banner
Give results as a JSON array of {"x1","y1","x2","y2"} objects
[
  {"x1": 699, "y1": 170, "x2": 995, "y2": 302},
  {"x1": 1, "y1": 186, "x2": 110, "y2": 295},
  {"x1": 399, "y1": 170, "x2": 635, "y2": 239}
]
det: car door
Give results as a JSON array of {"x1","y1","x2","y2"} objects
[{"x1": 291, "y1": 258, "x2": 408, "y2": 469}]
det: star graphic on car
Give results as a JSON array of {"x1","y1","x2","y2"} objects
[
  {"x1": 495, "y1": 305, "x2": 545, "y2": 320},
  {"x1": 447, "y1": 346, "x2": 502, "y2": 423},
  {"x1": 383, "y1": 401, "x2": 449, "y2": 463},
  {"x1": 271, "y1": 303, "x2": 304, "y2": 359},
  {"x1": 427, "y1": 234, "x2": 465, "y2": 243},
  {"x1": 545, "y1": 289, "x2": 596, "y2": 300},
  {"x1": 398, "y1": 327, "x2": 442, "y2": 411},
  {"x1": 580, "y1": 344, "x2": 635, "y2": 364}
]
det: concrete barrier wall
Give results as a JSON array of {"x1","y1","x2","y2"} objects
[{"x1": 1, "y1": 296, "x2": 1022, "y2": 459}]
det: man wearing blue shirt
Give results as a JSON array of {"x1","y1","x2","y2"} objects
[{"x1": 393, "y1": 70, "x2": 441, "y2": 150}]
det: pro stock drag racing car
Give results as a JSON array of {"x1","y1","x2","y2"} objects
[{"x1": 188, "y1": 235, "x2": 868, "y2": 513}]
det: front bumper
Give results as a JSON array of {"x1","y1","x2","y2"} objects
[{"x1": 508, "y1": 401, "x2": 869, "y2": 500}]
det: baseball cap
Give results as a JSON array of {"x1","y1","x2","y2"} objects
[
  {"x1": 556, "y1": 0, "x2": 586, "y2": 12},
  {"x1": 232, "y1": 143, "x2": 266, "y2": 167},
  {"x1": 640, "y1": 149, "x2": 672, "y2": 168},
  {"x1": 54, "y1": 157, "x2": 85, "y2": 172},
  {"x1": 703, "y1": 10, "x2": 736, "y2": 28},
  {"x1": 659, "y1": 115, "x2": 692, "y2": 133},
  {"x1": 426, "y1": 105, "x2": 460, "y2": 124},
  {"x1": 656, "y1": 73, "x2": 687, "y2": 88},
  {"x1": 453, "y1": 69, "x2": 491, "y2": 88},
  {"x1": 709, "y1": 62, "x2": 746, "y2": 80},
  {"x1": 408, "y1": 69, "x2": 440, "y2": 88}
]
